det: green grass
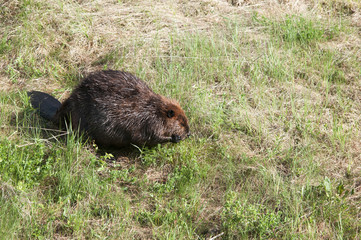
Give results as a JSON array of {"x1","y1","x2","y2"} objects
[{"x1": 1, "y1": 0, "x2": 361, "y2": 239}]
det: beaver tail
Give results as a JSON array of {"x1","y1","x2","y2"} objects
[{"x1": 28, "y1": 91, "x2": 61, "y2": 120}]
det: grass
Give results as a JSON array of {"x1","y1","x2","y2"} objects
[{"x1": 1, "y1": 0, "x2": 361, "y2": 239}]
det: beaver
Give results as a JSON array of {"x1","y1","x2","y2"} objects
[{"x1": 28, "y1": 70, "x2": 190, "y2": 147}]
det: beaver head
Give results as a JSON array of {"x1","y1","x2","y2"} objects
[{"x1": 159, "y1": 99, "x2": 190, "y2": 143}]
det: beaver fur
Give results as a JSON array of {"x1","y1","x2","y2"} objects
[{"x1": 29, "y1": 70, "x2": 190, "y2": 147}]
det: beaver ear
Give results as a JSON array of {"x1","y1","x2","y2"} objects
[{"x1": 167, "y1": 109, "x2": 175, "y2": 118}]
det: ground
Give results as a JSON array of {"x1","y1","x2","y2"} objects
[{"x1": 0, "y1": 0, "x2": 361, "y2": 239}]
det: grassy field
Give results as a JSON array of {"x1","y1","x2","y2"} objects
[{"x1": 1, "y1": 0, "x2": 361, "y2": 239}]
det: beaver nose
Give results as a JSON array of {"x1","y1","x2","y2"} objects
[
  {"x1": 187, "y1": 132, "x2": 191, "y2": 137},
  {"x1": 171, "y1": 134, "x2": 181, "y2": 143}
]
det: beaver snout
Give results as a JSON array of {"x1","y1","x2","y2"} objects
[
  {"x1": 171, "y1": 131, "x2": 191, "y2": 143},
  {"x1": 171, "y1": 134, "x2": 182, "y2": 143}
]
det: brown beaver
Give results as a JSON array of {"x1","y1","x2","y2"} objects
[{"x1": 28, "y1": 70, "x2": 190, "y2": 147}]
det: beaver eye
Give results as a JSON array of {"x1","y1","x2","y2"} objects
[{"x1": 167, "y1": 110, "x2": 175, "y2": 118}]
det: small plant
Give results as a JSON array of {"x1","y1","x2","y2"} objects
[
  {"x1": 222, "y1": 191, "x2": 284, "y2": 238},
  {"x1": 0, "y1": 139, "x2": 49, "y2": 189}
]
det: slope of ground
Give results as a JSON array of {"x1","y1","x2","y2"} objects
[{"x1": 1, "y1": 0, "x2": 360, "y2": 239}]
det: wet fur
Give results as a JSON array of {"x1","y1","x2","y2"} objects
[{"x1": 51, "y1": 70, "x2": 190, "y2": 147}]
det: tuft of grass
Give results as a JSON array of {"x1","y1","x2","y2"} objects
[{"x1": 253, "y1": 13, "x2": 342, "y2": 45}]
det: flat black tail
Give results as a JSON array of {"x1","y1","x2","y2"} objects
[{"x1": 28, "y1": 91, "x2": 61, "y2": 120}]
